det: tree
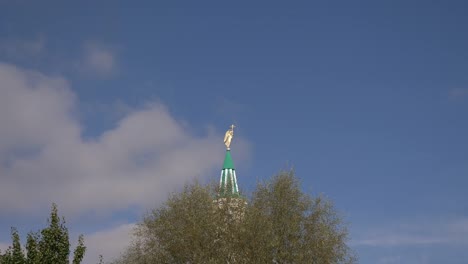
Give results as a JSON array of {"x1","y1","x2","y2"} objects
[
  {"x1": 0, "y1": 228, "x2": 26, "y2": 264},
  {"x1": 11, "y1": 228, "x2": 26, "y2": 264},
  {"x1": 39, "y1": 203, "x2": 71, "y2": 264},
  {"x1": 113, "y1": 182, "x2": 235, "y2": 264},
  {"x1": 113, "y1": 170, "x2": 356, "y2": 263},
  {"x1": 240, "y1": 171, "x2": 355, "y2": 263},
  {"x1": 26, "y1": 232, "x2": 41, "y2": 264},
  {"x1": 0, "y1": 203, "x2": 87, "y2": 264},
  {"x1": 72, "y1": 235, "x2": 86, "y2": 264}
]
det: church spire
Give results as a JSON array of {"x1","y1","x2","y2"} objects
[{"x1": 219, "y1": 125, "x2": 240, "y2": 197}]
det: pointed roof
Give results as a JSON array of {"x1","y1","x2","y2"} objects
[
  {"x1": 223, "y1": 149, "x2": 235, "y2": 169},
  {"x1": 219, "y1": 149, "x2": 239, "y2": 197}
]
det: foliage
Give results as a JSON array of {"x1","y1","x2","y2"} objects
[
  {"x1": 0, "y1": 228, "x2": 25, "y2": 264},
  {"x1": 72, "y1": 235, "x2": 86, "y2": 264},
  {"x1": 0, "y1": 203, "x2": 86, "y2": 264},
  {"x1": 97, "y1": 255, "x2": 104, "y2": 264},
  {"x1": 113, "y1": 170, "x2": 356, "y2": 263},
  {"x1": 39, "y1": 203, "x2": 71, "y2": 264},
  {"x1": 26, "y1": 232, "x2": 41, "y2": 264},
  {"x1": 12, "y1": 227, "x2": 26, "y2": 263}
]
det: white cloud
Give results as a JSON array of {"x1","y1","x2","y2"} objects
[
  {"x1": 449, "y1": 88, "x2": 468, "y2": 98},
  {"x1": 353, "y1": 234, "x2": 445, "y2": 247},
  {"x1": 0, "y1": 35, "x2": 46, "y2": 58},
  {"x1": 353, "y1": 217, "x2": 468, "y2": 248},
  {"x1": 0, "y1": 242, "x2": 9, "y2": 253},
  {"x1": 449, "y1": 219, "x2": 468, "y2": 233},
  {"x1": 0, "y1": 62, "x2": 251, "y2": 216},
  {"x1": 79, "y1": 223, "x2": 135, "y2": 264},
  {"x1": 80, "y1": 42, "x2": 117, "y2": 76},
  {"x1": 377, "y1": 256, "x2": 401, "y2": 264}
]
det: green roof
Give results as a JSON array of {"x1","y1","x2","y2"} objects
[{"x1": 222, "y1": 150, "x2": 235, "y2": 169}]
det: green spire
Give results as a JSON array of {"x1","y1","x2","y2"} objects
[
  {"x1": 223, "y1": 149, "x2": 235, "y2": 169},
  {"x1": 219, "y1": 149, "x2": 239, "y2": 197}
]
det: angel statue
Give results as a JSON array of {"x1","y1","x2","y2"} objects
[{"x1": 224, "y1": 124, "x2": 235, "y2": 150}]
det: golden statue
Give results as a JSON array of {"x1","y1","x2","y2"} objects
[{"x1": 224, "y1": 124, "x2": 235, "y2": 150}]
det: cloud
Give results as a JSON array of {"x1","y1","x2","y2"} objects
[
  {"x1": 0, "y1": 242, "x2": 9, "y2": 253},
  {"x1": 0, "y1": 62, "x2": 251, "y2": 216},
  {"x1": 0, "y1": 35, "x2": 46, "y2": 59},
  {"x1": 353, "y1": 218, "x2": 468, "y2": 248},
  {"x1": 449, "y1": 218, "x2": 468, "y2": 233},
  {"x1": 377, "y1": 256, "x2": 401, "y2": 264},
  {"x1": 79, "y1": 41, "x2": 117, "y2": 76},
  {"x1": 353, "y1": 234, "x2": 445, "y2": 247},
  {"x1": 449, "y1": 88, "x2": 468, "y2": 98},
  {"x1": 79, "y1": 223, "x2": 135, "y2": 264}
]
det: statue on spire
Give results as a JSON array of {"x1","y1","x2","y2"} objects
[{"x1": 224, "y1": 124, "x2": 235, "y2": 150}]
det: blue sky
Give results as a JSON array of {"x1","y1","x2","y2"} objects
[{"x1": 0, "y1": 1, "x2": 467, "y2": 263}]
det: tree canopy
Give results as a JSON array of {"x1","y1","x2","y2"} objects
[
  {"x1": 113, "y1": 170, "x2": 356, "y2": 264},
  {"x1": 0, "y1": 203, "x2": 86, "y2": 264}
]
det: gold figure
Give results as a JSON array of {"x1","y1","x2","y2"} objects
[{"x1": 224, "y1": 124, "x2": 235, "y2": 150}]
